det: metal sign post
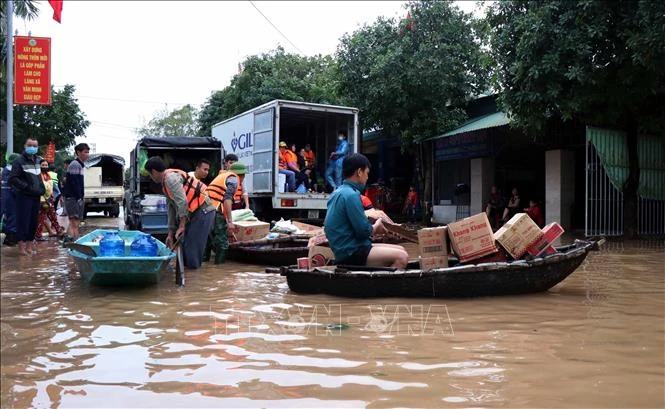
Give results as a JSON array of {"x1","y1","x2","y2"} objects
[{"x1": 6, "y1": 0, "x2": 14, "y2": 156}]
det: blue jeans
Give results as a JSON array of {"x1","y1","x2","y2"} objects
[
  {"x1": 279, "y1": 169, "x2": 296, "y2": 192},
  {"x1": 1, "y1": 188, "x2": 17, "y2": 234},
  {"x1": 325, "y1": 162, "x2": 343, "y2": 190}
]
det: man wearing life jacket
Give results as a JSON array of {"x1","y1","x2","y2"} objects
[
  {"x1": 223, "y1": 154, "x2": 250, "y2": 210},
  {"x1": 188, "y1": 158, "x2": 211, "y2": 183},
  {"x1": 204, "y1": 162, "x2": 247, "y2": 264},
  {"x1": 144, "y1": 156, "x2": 215, "y2": 269}
]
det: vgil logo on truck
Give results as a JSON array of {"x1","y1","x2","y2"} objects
[{"x1": 230, "y1": 132, "x2": 253, "y2": 152}]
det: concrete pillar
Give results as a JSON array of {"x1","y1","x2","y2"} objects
[
  {"x1": 546, "y1": 150, "x2": 575, "y2": 230},
  {"x1": 470, "y1": 157, "x2": 495, "y2": 215}
]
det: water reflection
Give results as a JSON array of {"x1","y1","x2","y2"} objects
[{"x1": 1, "y1": 238, "x2": 663, "y2": 408}]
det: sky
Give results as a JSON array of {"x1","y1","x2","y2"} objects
[{"x1": 14, "y1": 0, "x2": 481, "y2": 163}]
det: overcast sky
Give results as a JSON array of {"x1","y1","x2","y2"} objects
[{"x1": 16, "y1": 1, "x2": 480, "y2": 162}]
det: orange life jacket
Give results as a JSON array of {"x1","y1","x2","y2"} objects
[
  {"x1": 162, "y1": 169, "x2": 207, "y2": 213},
  {"x1": 206, "y1": 171, "x2": 243, "y2": 213},
  {"x1": 303, "y1": 150, "x2": 315, "y2": 168},
  {"x1": 361, "y1": 194, "x2": 374, "y2": 210},
  {"x1": 278, "y1": 149, "x2": 288, "y2": 170}
]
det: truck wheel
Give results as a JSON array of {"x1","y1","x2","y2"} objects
[{"x1": 110, "y1": 203, "x2": 120, "y2": 218}]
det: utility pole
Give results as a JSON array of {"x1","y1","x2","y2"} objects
[{"x1": 6, "y1": 0, "x2": 14, "y2": 156}]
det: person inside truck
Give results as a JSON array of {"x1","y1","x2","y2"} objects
[
  {"x1": 303, "y1": 144, "x2": 318, "y2": 192},
  {"x1": 278, "y1": 142, "x2": 296, "y2": 192},
  {"x1": 324, "y1": 153, "x2": 408, "y2": 269},
  {"x1": 325, "y1": 130, "x2": 350, "y2": 191},
  {"x1": 223, "y1": 154, "x2": 250, "y2": 210},
  {"x1": 144, "y1": 156, "x2": 216, "y2": 269},
  {"x1": 62, "y1": 143, "x2": 90, "y2": 243},
  {"x1": 205, "y1": 162, "x2": 247, "y2": 264},
  {"x1": 188, "y1": 158, "x2": 211, "y2": 183}
]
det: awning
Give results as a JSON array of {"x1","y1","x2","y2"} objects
[
  {"x1": 587, "y1": 126, "x2": 665, "y2": 201},
  {"x1": 430, "y1": 112, "x2": 510, "y2": 140},
  {"x1": 85, "y1": 153, "x2": 125, "y2": 168}
]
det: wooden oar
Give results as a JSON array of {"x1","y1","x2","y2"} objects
[{"x1": 63, "y1": 242, "x2": 97, "y2": 257}]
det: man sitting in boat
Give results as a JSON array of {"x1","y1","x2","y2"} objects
[
  {"x1": 205, "y1": 162, "x2": 247, "y2": 264},
  {"x1": 144, "y1": 156, "x2": 216, "y2": 269},
  {"x1": 324, "y1": 153, "x2": 408, "y2": 268}
]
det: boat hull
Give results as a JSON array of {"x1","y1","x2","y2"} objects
[
  {"x1": 68, "y1": 229, "x2": 176, "y2": 287},
  {"x1": 281, "y1": 241, "x2": 595, "y2": 298}
]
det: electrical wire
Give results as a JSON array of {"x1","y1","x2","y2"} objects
[{"x1": 248, "y1": 0, "x2": 303, "y2": 54}]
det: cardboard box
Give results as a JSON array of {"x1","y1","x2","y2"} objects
[
  {"x1": 307, "y1": 231, "x2": 328, "y2": 248},
  {"x1": 419, "y1": 256, "x2": 448, "y2": 270},
  {"x1": 447, "y1": 213, "x2": 497, "y2": 263},
  {"x1": 308, "y1": 245, "x2": 334, "y2": 267},
  {"x1": 234, "y1": 220, "x2": 270, "y2": 242},
  {"x1": 417, "y1": 226, "x2": 448, "y2": 257},
  {"x1": 493, "y1": 213, "x2": 543, "y2": 259},
  {"x1": 526, "y1": 222, "x2": 564, "y2": 257},
  {"x1": 365, "y1": 209, "x2": 394, "y2": 225},
  {"x1": 297, "y1": 257, "x2": 311, "y2": 269},
  {"x1": 292, "y1": 221, "x2": 324, "y2": 236}
]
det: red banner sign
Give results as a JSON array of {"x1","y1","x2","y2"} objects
[
  {"x1": 44, "y1": 141, "x2": 56, "y2": 163},
  {"x1": 14, "y1": 36, "x2": 51, "y2": 105}
]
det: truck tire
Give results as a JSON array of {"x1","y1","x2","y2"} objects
[{"x1": 110, "y1": 203, "x2": 120, "y2": 218}]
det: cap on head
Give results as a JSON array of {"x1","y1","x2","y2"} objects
[
  {"x1": 228, "y1": 162, "x2": 248, "y2": 175},
  {"x1": 279, "y1": 141, "x2": 287, "y2": 148}
]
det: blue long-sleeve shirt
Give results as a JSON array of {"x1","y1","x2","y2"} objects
[
  {"x1": 333, "y1": 139, "x2": 349, "y2": 165},
  {"x1": 324, "y1": 180, "x2": 372, "y2": 261}
]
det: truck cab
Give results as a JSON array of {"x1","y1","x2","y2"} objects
[
  {"x1": 212, "y1": 100, "x2": 359, "y2": 221},
  {"x1": 124, "y1": 137, "x2": 222, "y2": 235}
]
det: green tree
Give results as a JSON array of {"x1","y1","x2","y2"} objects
[
  {"x1": 336, "y1": 0, "x2": 488, "y2": 220},
  {"x1": 197, "y1": 47, "x2": 340, "y2": 136},
  {"x1": 137, "y1": 104, "x2": 199, "y2": 138},
  {"x1": 12, "y1": 84, "x2": 90, "y2": 150},
  {"x1": 486, "y1": 0, "x2": 665, "y2": 237}
]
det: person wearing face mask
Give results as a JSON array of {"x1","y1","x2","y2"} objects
[
  {"x1": 8, "y1": 138, "x2": 46, "y2": 256},
  {"x1": 35, "y1": 159, "x2": 64, "y2": 240},
  {"x1": 324, "y1": 153, "x2": 408, "y2": 268},
  {"x1": 325, "y1": 130, "x2": 350, "y2": 191}
]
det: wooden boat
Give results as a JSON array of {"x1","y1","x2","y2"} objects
[
  {"x1": 67, "y1": 229, "x2": 176, "y2": 286},
  {"x1": 272, "y1": 239, "x2": 602, "y2": 298},
  {"x1": 227, "y1": 235, "x2": 311, "y2": 266},
  {"x1": 227, "y1": 233, "x2": 409, "y2": 266}
]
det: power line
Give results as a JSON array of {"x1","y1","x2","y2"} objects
[
  {"x1": 248, "y1": 1, "x2": 304, "y2": 55},
  {"x1": 89, "y1": 120, "x2": 139, "y2": 130},
  {"x1": 51, "y1": 86, "x2": 197, "y2": 106}
]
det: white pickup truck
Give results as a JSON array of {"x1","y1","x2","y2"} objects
[{"x1": 83, "y1": 154, "x2": 125, "y2": 217}]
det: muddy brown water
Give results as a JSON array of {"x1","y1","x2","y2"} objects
[{"x1": 1, "y1": 215, "x2": 664, "y2": 408}]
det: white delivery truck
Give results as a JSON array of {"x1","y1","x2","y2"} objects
[
  {"x1": 211, "y1": 100, "x2": 359, "y2": 220},
  {"x1": 83, "y1": 154, "x2": 125, "y2": 217}
]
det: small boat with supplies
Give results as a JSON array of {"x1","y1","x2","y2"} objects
[
  {"x1": 66, "y1": 229, "x2": 176, "y2": 286},
  {"x1": 269, "y1": 239, "x2": 603, "y2": 298}
]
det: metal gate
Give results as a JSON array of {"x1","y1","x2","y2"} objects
[{"x1": 586, "y1": 139, "x2": 665, "y2": 237}]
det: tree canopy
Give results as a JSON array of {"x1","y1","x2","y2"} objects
[
  {"x1": 336, "y1": 0, "x2": 488, "y2": 145},
  {"x1": 486, "y1": 0, "x2": 665, "y2": 134},
  {"x1": 136, "y1": 104, "x2": 199, "y2": 138},
  {"x1": 197, "y1": 46, "x2": 340, "y2": 136}
]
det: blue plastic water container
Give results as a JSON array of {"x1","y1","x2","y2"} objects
[
  {"x1": 99, "y1": 231, "x2": 125, "y2": 257},
  {"x1": 130, "y1": 233, "x2": 158, "y2": 257}
]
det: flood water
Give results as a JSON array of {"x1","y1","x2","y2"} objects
[{"x1": 1, "y1": 216, "x2": 664, "y2": 408}]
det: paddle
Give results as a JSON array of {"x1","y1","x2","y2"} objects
[
  {"x1": 169, "y1": 235, "x2": 185, "y2": 287},
  {"x1": 63, "y1": 242, "x2": 97, "y2": 257}
]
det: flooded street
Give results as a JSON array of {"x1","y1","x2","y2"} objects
[{"x1": 1, "y1": 214, "x2": 664, "y2": 408}]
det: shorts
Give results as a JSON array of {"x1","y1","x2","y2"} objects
[
  {"x1": 336, "y1": 244, "x2": 372, "y2": 266},
  {"x1": 64, "y1": 197, "x2": 85, "y2": 220}
]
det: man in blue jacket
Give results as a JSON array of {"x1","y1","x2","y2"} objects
[
  {"x1": 8, "y1": 138, "x2": 45, "y2": 256},
  {"x1": 325, "y1": 130, "x2": 350, "y2": 191},
  {"x1": 324, "y1": 153, "x2": 408, "y2": 268}
]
